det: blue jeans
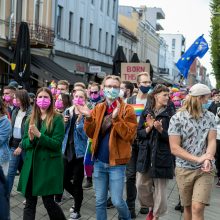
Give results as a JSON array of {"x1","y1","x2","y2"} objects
[
  {"x1": 7, "y1": 147, "x2": 25, "y2": 193},
  {"x1": 94, "y1": 160, "x2": 131, "y2": 220},
  {"x1": 0, "y1": 166, "x2": 9, "y2": 220}
]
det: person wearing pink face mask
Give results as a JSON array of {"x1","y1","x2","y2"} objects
[
  {"x1": 3, "y1": 85, "x2": 17, "y2": 119},
  {"x1": 58, "y1": 89, "x2": 88, "y2": 220},
  {"x1": 7, "y1": 89, "x2": 32, "y2": 194},
  {"x1": 55, "y1": 93, "x2": 72, "y2": 114},
  {"x1": 17, "y1": 87, "x2": 66, "y2": 220}
]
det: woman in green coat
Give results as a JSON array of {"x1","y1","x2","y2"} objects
[{"x1": 17, "y1": 87, "x2": 66, "y2": 220}]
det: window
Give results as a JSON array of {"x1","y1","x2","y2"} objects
[
  {"x1": 89, "y1": 23, "x2": 93, "y2": 47},
  {"x1": 100, "y1": 0, "x2": 103, "y2": 11},
  {"x1": 112, "y1": 0, "x2": 116, "y2": 19},
  {"x1": 79, "y1": 17, "x2": 83, "y2": 45},
  {"x1": 107, "y1": 0, "x2": 110, "y2": 16},
  {"x1": 172, "y1": 50, "x2": 175, "y2": 58},
  {"x1": 105, "y1": 32, "x2": 108, "y2": 53},
  {"x1": 68, "y1": 12, "x2": 73, "y2": 41},
  {"x1": 17, "y1": 0, "x2": 23, "y2": 23},
  {"x1": 172, "y1": 38, "x2": 176, "y2": 49},
  {"x1": 110, "y1": 35, "x2": 114, "y2": 55},
  {"x1": 98, "y1": 28, "x2": 102, "y2": 52},
  {"x1": 57, "y1": 5, "x2": 63, "y2": 37},
  {"x1": 91, "y1": 0, "x2": 94, "y2": 4}
]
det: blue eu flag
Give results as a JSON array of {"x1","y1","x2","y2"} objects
[{"x1": 176, "y1": 34, "x2": 209, "y2": 78}]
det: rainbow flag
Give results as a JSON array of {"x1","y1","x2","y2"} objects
[
  {"x1": 84, "y1": 138, "x2": 94, "y2": 177},
  {"x1": 130, "y1": 104, "x2": 145, "y2": 116}
]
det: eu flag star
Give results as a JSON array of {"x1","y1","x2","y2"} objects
[{"x1": 186, "y1": 57, "x2": 190, "y2": 60}]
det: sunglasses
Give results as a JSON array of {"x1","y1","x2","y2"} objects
[{"x1": 90, "y1": 91, "x2": 99, "y2": 94}]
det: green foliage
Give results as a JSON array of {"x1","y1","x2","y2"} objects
[{"x1": 210, "y1": 0, "x2": 220, "y2": 88}]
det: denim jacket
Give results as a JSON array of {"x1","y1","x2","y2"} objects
[
  {"x1": 62, "y1": 106, "x2": 88, "y2": 158},
  {"x1": 0, "y1": 115, "x2": 12, "y2": 165}
]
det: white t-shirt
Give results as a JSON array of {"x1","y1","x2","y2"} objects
[{"x1": 13, "y1": 110, "x2": 26, "y2": 139}]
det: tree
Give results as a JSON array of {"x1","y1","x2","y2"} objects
[{"x1": 210, "y1": 0, "x2": 220, "y2": 88}]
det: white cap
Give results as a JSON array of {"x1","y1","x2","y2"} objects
[{"x1": 189, "y1": 83, "x2": 211, "y2": 97}]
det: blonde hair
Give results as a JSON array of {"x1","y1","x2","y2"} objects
[
  {"x1": 74, "y1": 82, "x2": 86, "y2": 89},
  {"x1": 74, "y1": 88, "x2": 87, "y2": 100},
  {"x1": 178, "y1": 95, "x2": 203, "y2": 120},
  {"x1": 136, "y1": 72, "x2": 151, "y2": 83},
  {"x1": 102, "y1": 75, "x2": 121, "y2": 85}
]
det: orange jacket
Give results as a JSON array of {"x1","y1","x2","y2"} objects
[{"x1": 84, "y1": 99, "x2": 137, "y2": 166}]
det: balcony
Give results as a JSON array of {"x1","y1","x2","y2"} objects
[{"x1": 0, "y1": 19, "x2": 54, "y2": 48}]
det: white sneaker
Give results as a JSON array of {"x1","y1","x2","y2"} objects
[
  {"x1": 69, "y1": 206, "x2": 75, "y2": 212},
  {"x1": 69, "y1": 211, "x2": 81, "y2": 219}
]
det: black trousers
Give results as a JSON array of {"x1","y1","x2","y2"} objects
[
  {"x1": 23, "y1": 170, "x2": 66, "y2": 220},
  {"x1": 216, "y1": 140, "x2": 220, "y2": 177},
  {"x1": 56, "y1": 156, "x2": 84, "y2": 212},
  {"x1": 126, "y1": 145, "x2": 139, "y2": 210}
]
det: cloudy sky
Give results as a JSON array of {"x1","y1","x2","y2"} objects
[{"x1": 119, "y1": 0, "x2": 215, "y2": 86}]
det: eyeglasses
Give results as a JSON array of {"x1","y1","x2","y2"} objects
[
  {"x1": 139, "y1": 81, "x2": 152, "y2": 85},
  {"x1": 90, "y1": 91, "x2": 99, "y2": 94},
  {"x1": 104, "y1": 85, "x2": 120, "y2": 89}
]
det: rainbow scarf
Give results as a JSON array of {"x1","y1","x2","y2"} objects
[
  {"x1": 130, "y1": 104, "x2": 145, "y2": 116},
  {"x1": 84, "y1": 138, "x2": 94, "y2": 177}
]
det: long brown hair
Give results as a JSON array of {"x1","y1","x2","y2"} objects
[
  {"x1": 179, "y1": 95, "x2": 203, "y2": 119},
  {"x1": 0, "y1": 98, "x2": 7, "y2": 117},
  {"x1": 147, "y1": 84, "x2": 169, "y2": 110},
  {"x1": 15, "y1": 89, "x2": 30, "y2": 111},
  {"x1": 30, "y1": 87, "x2": 57, "y2": 131}
]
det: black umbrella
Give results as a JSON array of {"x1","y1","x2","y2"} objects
[
  {"x1": 130, "y1": 53, "x2": 140, "y2": 63},
  {"x1": 12, "y1": 22, "x2": 31, "y2": 90},
  {"x1": 112, "y1": 46, "x2": 127, "y2": 76},
  {"x1": 146, "y1": 59, "x2": 154, "y2": 82}
]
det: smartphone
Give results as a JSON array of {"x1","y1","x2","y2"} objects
[{"x1": 65, "y1": 109, "x2": 70, "y2": 116}]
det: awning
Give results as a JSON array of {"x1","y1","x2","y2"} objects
[
  {"x1": 0, "y1": 47, "x2": 82, "y2": 85},
  {"x1": 31, "y1": 55, "x2": 82, "y2": 85}
]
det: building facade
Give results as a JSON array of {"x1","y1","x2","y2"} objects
[
  {"x1": 0, "y1": 0, "x2": 74, "y2": 91},
  {"x1": 53, "y1": 0, "x2": 119, "y2": 83},
  {"x1": 118, "y1": 6, "x2": 163, "y2": 76},
  {"x1": 160, "y1": 33, "x2": 185, "y2": 63},
  {"x1": 117, "y1": 24, "x2": 138, "y2": 61}
]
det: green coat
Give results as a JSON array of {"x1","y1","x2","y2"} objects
[{"x1": 17, "y1": 114, "x2": 65, "y2": 196}]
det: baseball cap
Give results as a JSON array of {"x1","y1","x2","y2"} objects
[{"x1": 189, "y1": 83, "x2": 211, "y2": 97}]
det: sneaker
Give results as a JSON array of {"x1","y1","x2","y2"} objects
[
  {"x1": 69, "y1": 206, "x2": 75, "y2": 213},
  {"x1": 107, "y1": 197, "x2": 114, "y2": 209},
  {"x1": 140, "y1": 207, "x2": 149, "y2": 214},
  {"x1": 83, "y1": 180, "x2": 93, "y2": 189},
  {"x1": 129, "y1": 209, "x2": 137, "y2": 219},
  {"x1": 69, "y1": 211, "x2": 81, "y2": 220},
  {"x1": 216, "y1": 179, "x2": 220, "y2": 187},
  {"x1": 146, "y1": 210, "x2": 153, "y2": 220}
]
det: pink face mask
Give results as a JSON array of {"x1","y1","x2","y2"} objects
[
  {"x1": 13, "y1": 98, "x2": 20, "y2": 107},
  {"x1": 36, "y1": 98, "x2": 51, "y2": 109},
  {"x1": 99, "y1": 89, "x2": 104, "y2": 97},
  {"x1": 173, "y1": 100, "x2": 181, "y2": 107},
  {"x1": 4, "y1": 95, "x2": 12, "y2": 103},
  {"x1": 51, "y1": 88, "x2": 57, "y2": 95},
  {"x1": 90, "y1": 93, "x2": 100, "y2": 100},
  {"x1": 73, "y1": 97, "x2": 85, "y2": 106},
  {"x1": 55, "y1": 99, "x2": 64, "y2": 110},
  {"x1": 56, "y1": 89, "x2": 61, "y2": 95}
]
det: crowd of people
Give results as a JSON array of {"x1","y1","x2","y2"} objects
[{"x1": 0, "y1": 72, "x2": 219, "y2": 220}]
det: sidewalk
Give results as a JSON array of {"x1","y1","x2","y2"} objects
[{"x1": 10, "y1": 177, "x2": 220, "y2": 220}]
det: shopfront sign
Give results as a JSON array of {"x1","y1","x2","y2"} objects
[{"x1": 89, "y1": 66, "x2": 101, "y2": 73}]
